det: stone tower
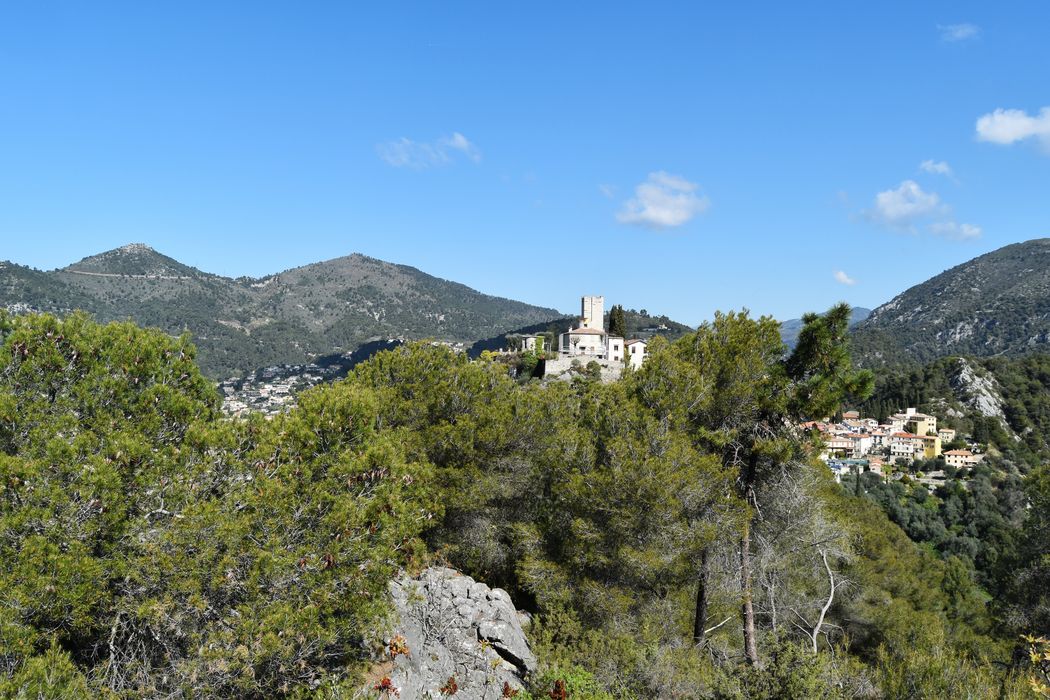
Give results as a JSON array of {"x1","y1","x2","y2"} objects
[{"x1": 580, "y1": 295, "x2": 604, "y2": 330}]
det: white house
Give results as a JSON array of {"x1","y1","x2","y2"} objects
[
  {"x1": 608, "y1": 336, "x2": 625, "y2": 362},
  {"x1": 625, "y1": 338, "x2": 647, "y2": 369},
  {"x1": 885, "y1": 416, "x2": 907, "y2": 433},
  {"x1": 848, "y1": 433, "x2": 873, "y2": 457},
  {"x1": 560, "y1": 326, "x2": 607, "y2": 357},
  {"x1": 944, "y1": 449, "x2": 981, "y2": 468},
  {"x1": 889, "y1": 441, "x2": 919, "y2": 460},
  {"x1": 822, "y1": 433, "x2": 852, "y2": 458}
]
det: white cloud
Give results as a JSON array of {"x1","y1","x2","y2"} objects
[
  {"x1": 376, "y1": 132, "x2": 482, "y2": 168},
  {"x1": 863, "y1": 179, "x2": 980, "y2": 242},
  {"x1": 834, "y1": 270, "x2": 856, "y2": 286},
  {"x1": 939, "y1": 23, "x2": 980, "y2": 42},
  {"x1": 867, "y1": 180, "x2": 943, "y2": 227},
  {"x1": 976, "y1": 107, "x2": 1050, "y2": 151},
  {"x1": 376, "y1": 138, "x2": 447, "y2": 168},
  {"x1": 919, "y1": 159, "x2": 953, "y2": 176},
  {"x1": 441, "y1": 132, "x2": 481, "y2": 163},
  {"x1": 616, "y1": 171, "x2": 710, "y2": 228},
  {"x1": 930, "y1": 221, "x2": 983, "y2": 240}
]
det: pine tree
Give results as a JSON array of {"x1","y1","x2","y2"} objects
[
  {"x1": 608, "y1": 304, "x2": 627, "y2": 338},
  {"x1": 631, "y1": 304, "x2": 872, "y2": 665}
]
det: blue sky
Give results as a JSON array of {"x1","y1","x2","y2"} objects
[{"x1": 1, "y1": 2, "x2": 1048, "y2": 323}]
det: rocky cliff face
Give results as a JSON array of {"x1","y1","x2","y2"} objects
[
  {"x1": 374, "y1": 567, "x2": 537, "y2": 699},
  {"x1": 949, "y1": 358, "x2": 1008, "y2": 423}
]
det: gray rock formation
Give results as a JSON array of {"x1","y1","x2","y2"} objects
[
  {"x1": 950, "y1": 358, "x2": 1009, "y2": 423},
  {"x1": 376, "y1": 567, "x2": 537, "y2": 699},
  {"x1": 948, "y1": 358, "x2": 1024, "y2": 443}
]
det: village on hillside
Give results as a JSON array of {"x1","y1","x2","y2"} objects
[
  {"x1": 807, "y1": 407, "x2": 986, "y2": 492},
  {"x1": 222, "y1": 294, "x2": 656, "y2": 414}
]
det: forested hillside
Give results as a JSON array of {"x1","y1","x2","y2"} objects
[
  {"x1": 0, "y1": 309, "x2": 1045, "y2": 698},
  {"x1": 852, "y1": 238, "x2": 1050, "y2": 367},
  {"x1": 0, "y1": 244, "x2": 563, "y2": 377},
  {"x1": 841, "y1": 353, "x2": 1050, "y2": 643}
]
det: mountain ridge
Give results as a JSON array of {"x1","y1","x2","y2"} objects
[
  {"x1": 1, "y1": 244, "x2": 564, "y2": 377},
  {"x1": 851, "y1": 238, "x2": 1050, "y2": 366},
  {"x1": 780, "y1": 306, "x2": 871, "y2": 348}
]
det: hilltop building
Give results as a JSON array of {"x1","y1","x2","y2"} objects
[
  {"x1": 544, "y1": 294, "x2": 649, "y2": 380},
  {"x1": 558, "y1": 295, "x2": 628, "y2": 362},
  {"x1": 580, "y1": 295, "x2": 604, "y2": 330}
]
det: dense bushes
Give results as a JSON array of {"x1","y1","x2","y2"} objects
[
  {"x1": 0, "y1": 313, "x2": 433, "y2": 697},
  {"x1": 0, "y1": 310, "x2": 1042, "y2": 697}
]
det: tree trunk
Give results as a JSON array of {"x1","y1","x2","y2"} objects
[
  {"x1": 738, "y1": 452, "x2": 760, "y2": 666},
  {"x1": 740, "y1": 520, "x2": 759, "y2": 665},
  {"x1": 693, "y1": 547, "x2": 711, "y2": 644}
]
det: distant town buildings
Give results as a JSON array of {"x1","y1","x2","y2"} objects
[
  {"x1": 219, "y1": 338, "x2": 421, "y2": 417},
  {"x1": 220, "y1": 362, "x2": 340, "y2": 417},
  {"x1": 809, "y1": 405, "x2": 984, "y2": 489}
]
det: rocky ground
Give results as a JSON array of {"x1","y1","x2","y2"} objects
[{"x1": 371, "y1": 567, "x2": 537, "y2": 699}]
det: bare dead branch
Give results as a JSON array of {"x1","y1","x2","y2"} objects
[
  {"x1": 703, "y1": 616, "x2": 734, "y2": 636},
  {"x1": 811, "y1": 549, "x2": 838, "y2": 654}
]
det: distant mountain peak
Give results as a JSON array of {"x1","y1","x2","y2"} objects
[
  {"x1": 62, "y1": 244, "x2": 201, "y2": 278},
  {"x1": 116, "y1": 242, "x2": 156, "y2": 254}
]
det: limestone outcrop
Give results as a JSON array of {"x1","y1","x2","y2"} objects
[
  {"x1": 374, "y1": 567, "x2": 537, "y2": 699},
  {"x1": 950, "y1": 358, "x2": 1006, "y2": 421}
]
